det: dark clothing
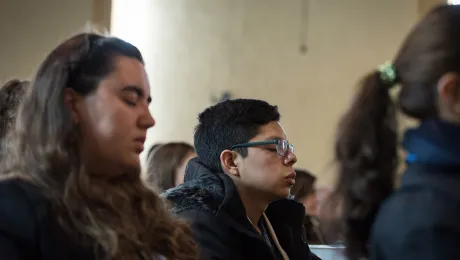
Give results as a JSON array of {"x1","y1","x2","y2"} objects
[
  {"x1": 258, "y1": 216, "x2": 284, "y2": 260},
  {"x1": 371, "y1": 120, "x2": 460, "y2": 260},
  {"x1": 163, "y1": 158, "x2": 318, "y2": 260},
  {"x1": 0, "y1": 177, "x2": 95, "y2": 259}
]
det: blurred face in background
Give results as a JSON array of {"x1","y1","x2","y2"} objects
[
  {"x1": 145, "y1": 142, "x2": 195, "y2": 191},
  {"x1": 301, "y1": 191, "x2": 318, "y2": 216},
  {"x1": 174, "y1": 151, "x2": 196, "y2": 186}
]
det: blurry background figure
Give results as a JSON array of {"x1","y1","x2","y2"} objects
[
  {"x1": 0, "y1": 79, "x2": 29, "y2": 162},
  {"x1": 290, "y1": 168, "x2": 325, "y2": 244},
  {"x1": 144, "y1": 142, "x2": 196, "y2": 192},
  {"x1": 146, "y1": 143, "x2": 162, "y2": 157},
  {"x1": 315, "y1": 186, "x2": 332, "y2": 216}
]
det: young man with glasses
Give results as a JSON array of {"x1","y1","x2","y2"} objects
[{"x1": 164, "y1": 99, "x2": 318, "y2": 260}]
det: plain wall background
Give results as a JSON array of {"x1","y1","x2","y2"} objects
[
  {"x1": 0, "y1": 0, "x2": 111, "y2": 81},
  {"x1": 0, "y1": 0, "x2": 92, "y2": 81}
]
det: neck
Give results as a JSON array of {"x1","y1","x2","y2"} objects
[
  {"x1": 84, "y1": 158, "x2": 139, "y2": 181},
  {"x1": 235, "y1": 184, "x2": 270, "y2": 233}
]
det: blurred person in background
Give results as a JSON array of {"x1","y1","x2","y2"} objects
[
  {"x1": 329, "y1": 4, "x2": 460, "y2": 260},
  {"x1": 0, "y1": 79, "x2": 29, "y2": 162},
  {"x1": 315, "y1": 186, "x2": 332, "y2": 216},
  {"x1": 0, "y1": 33, "x2": 198, "y2": 260},
  {"x1": 144, "y1": 142, "x2": 196, "y2": 192},
  {"x1": 290, "y1": 168, "x2": 325, "y2": 244}
]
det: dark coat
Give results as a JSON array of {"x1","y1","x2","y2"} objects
[
  {"x1": 163, "y1": 158, "x2": 319, "y2": 260},
  {"x1": 371, "y1": 120, "x2": 460, "y2": 260},
  {"x1": 0, "y1": 177, "x2": 95, "y2": 259},
  {"x1": 371, "y1": 164, "x2": 460, "y2": 260}
]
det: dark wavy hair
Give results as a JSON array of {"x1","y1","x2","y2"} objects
[
  {"x1": 329, "y1": 4, "x2": 460, "y2": 260},
  {"x1": 2, "y1": 33, "x2": 198, "y2": 260},
  {"x1": 145, "y1": 142, "x2": 195, "y2": 192}
]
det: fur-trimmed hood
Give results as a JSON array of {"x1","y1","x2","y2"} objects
[{"x1": 162, "y1": 158, "x2": 232, "y2": 215}]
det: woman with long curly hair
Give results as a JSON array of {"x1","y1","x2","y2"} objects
[{"x1": 0, "y1": 33, "x2": 198, "y2": 260}]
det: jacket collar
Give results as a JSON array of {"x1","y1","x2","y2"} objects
[
  {"x1": 163, "y1": 158, "x2": 305, "y2": 234},
  {"x1": 403, "y1": 119, "x2": 460, "y2": 167}
]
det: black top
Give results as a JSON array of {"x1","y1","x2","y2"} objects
[
  {"x1": 371, "y1": 164, "x2": 460, "y2": 260},
  {"x1": 163, "y1": 158, "x2": 319, "y2": 260},
  {"x1": 0, "y1": 177, "x2": 95, "y2": 259},
  {"x1": 258, "y1": 216, "x2": 284, "y2": 260}
]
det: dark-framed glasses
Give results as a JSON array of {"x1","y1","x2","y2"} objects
[{"x1": 230, "y1": 139, "x2": 294, "y2": 157}]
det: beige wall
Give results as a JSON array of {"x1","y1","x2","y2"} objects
[
  {"x1": 0, "y1": 0, "x2": 109, "y2": 82},
  {"x1": 419, "y1": 0, "x2": 447, "y2": 15},
  {"x1": 112, "y1": 0, "x2": 421, "y2": 184}
]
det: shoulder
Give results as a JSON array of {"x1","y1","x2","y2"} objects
[
  {"x1": 171, "y1": 202, "x2": 230, "y2": 240},
  {"x1": 372, "y1": 187, "x2": 460, "y2": 257},
  {"x1": 177, "y1": 208, "x2": 235, "y2": 259},
  {"x1": 180, "y1": 208, "x2": 227, "y2": 234},
  {"x1": 375, "y1": 184, "x2": 460, "y2": 231},
  {"x1": 163, "y1": 174, "x2": 225, "y2": 215},
  {"x1": 0, "y1": 176, "x2": 45, "y2": 208},
  {"x1": 0, "y1": 177, "x2": 47, "y2": 244}
]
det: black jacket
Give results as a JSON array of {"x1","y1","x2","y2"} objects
[
  {"x1": 371, "y1": 164, "x2": 460, "y2": 260},
  {"x1": 371, "y1": 120, "x2": 460, "y2": 260},
  {"x1": 163, "y1": 158, "x2": 318, "y2": 260},
  {"x1": 0, "y1": 177, "x2": 95, "y2": 259}
]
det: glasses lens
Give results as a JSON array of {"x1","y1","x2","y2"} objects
[
  {"x1": 277, "y1": 140, "x2": 288, "y2": 156},
  {"x1": 289, "y1": 144, "x2": 295, "y2": 154}
]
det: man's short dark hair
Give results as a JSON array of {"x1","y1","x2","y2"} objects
[
  {"x1": 194, "y1": 99, "x2": 280, "y2": 172},
  {"x1": 0, "y1": 79, "x2": 29, "y2": 140}
]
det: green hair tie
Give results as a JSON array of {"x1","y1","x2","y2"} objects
[{"x1": 377, "y1": 61, "x2": 397, "y2": 87}]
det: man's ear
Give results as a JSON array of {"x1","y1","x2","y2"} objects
[
  {"x1": 438, "y1": 72, "x2": 460, "y2": 115},
  {"x1": 63, "y1": 88, "x2": 82, "y2": 124},
  {"x1": 220, "y1": 149, "x2": 239, "y2": 177}
]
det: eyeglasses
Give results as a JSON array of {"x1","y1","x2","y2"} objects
[{"x1": 230, "y1": 139, "x2": 295, "y2": 157}]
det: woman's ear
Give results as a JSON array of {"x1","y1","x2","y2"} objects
[{"x1": 220, "y1": 150, "x2": 239, "y2": 177}]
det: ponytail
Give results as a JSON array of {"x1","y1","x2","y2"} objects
[{"x1": 333, "y1": 69, "x2": 398, "y2": 259}]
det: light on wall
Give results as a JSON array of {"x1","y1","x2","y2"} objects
[
  {"x1": 111, "y1": 0, "x2": 158, "y2": 168},
  {"x1": 449, "y1": 0, "x2": 460, "y2": 4},
  {"x1": 111, "y1": 0, "x2": 150, "y2": 47}
]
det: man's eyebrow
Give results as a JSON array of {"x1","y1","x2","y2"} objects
[{"x1": 264, "y1": 136, "x2": 283, "y2": 141}]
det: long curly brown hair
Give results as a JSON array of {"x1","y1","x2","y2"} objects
[{"x1": 2, "y1": 33, "x2": 198, "y2": 260}]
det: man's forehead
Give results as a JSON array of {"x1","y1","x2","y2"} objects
[{"x1": 255, "y1": 122, "x2": 288, "y2": 140}]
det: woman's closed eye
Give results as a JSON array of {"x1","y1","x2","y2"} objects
[{"x1": 123, "y1": 93, "x2": 139, "y2": 106}]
